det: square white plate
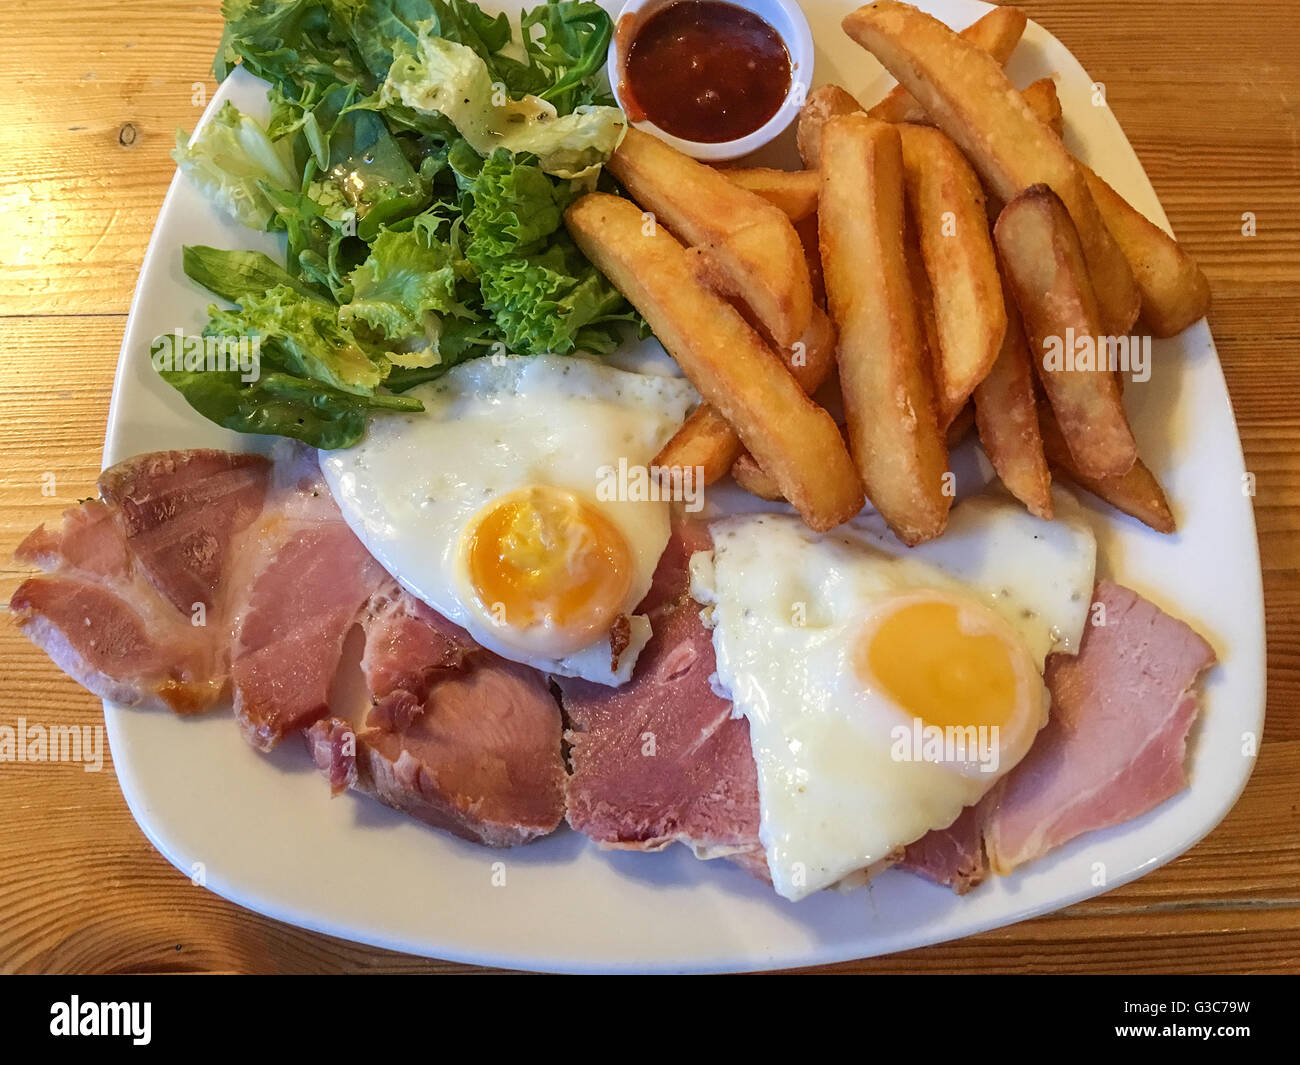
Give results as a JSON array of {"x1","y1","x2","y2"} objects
[{"x1": 97, "y1": 0, "x2": 1264, "y2": 972}]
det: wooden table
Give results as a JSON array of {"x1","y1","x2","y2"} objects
[{"x1": 0, "y1": 0, "x2": 1296, "y2": 974}]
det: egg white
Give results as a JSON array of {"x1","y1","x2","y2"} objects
[
  {"x1": 321, "y1": 354, "x2": 698, "y2": 685},
  {"x1": 690, "y1": 493, "x2": 1097, "y2": 900}
]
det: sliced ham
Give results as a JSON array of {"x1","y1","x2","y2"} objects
[
  {"x1": 982, "y1": 580, "x2": 1216, "y2": 874},
  {"x1": 10, "y1": 451, "x2": 269, "y2": 712},
  {"x1": 306, "y1": 549, "x2": 562, "y2": 844},
  {"x1": 307, "y1": 649, "x2": 566, "y2": 845},
  {"x1": 13, "y1": 449, "x2": 1220, "y2": 875},
  {"x1": 357, "y1": 657, "x2": 565, "y2": 846},
  {"x1": 98, "y1": 449, "x2": 269, "y2": 613},
  {"x1": 897, "y1": 806, "x2": 988, "y2": 895},
  {"x1": 560, "y1": 522, "x2": 765, "y2": 870},
  {"x1": 360, "y1": 581, "x2": 479, "y2": 702},
  {"x1": 228, "y1": 448, "x2": 388, "y2": 750}
]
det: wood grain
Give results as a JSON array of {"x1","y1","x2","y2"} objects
[{"x1": 0, "y1": 0, "x2": 1297, "y2": 974}]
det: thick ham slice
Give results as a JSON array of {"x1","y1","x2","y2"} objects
[
  {"x1": 13, "y1": 446, "x2": 565, "y2": 847},
  {"x1": 307, "y1": 636, "x2": 565, "y2": 845},
  {"x1": 358, "y1": 657, "x2": 565, "y2": 846},
  {"x1": 98, "y1": 449, "x2": 269, "y2": 614},
  {"x1": 897, "y1": 806, "x2": 988, "y2": 894},
  {"x1": 305, "y1": 558, "x2": 563, "y2": 845},
  {"x1": 227, "y1": 448, "x2": 388, "y2": 750},
  {"x1": 560, "y1": 522, "x2": 765, "y2": 870},
  {"x1": 981, "y1": 580, "x2": 1216, "y2": 873},
  {"x1": 360, "y1": 580, "x2": 479, "y2": 701},
  {"x1": 10, "y1": 451, "x2": 268, "y2": 712}
]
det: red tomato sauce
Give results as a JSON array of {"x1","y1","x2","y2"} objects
[{"x1": 622, "y1": 2, "x2": 792, "y2": 144}]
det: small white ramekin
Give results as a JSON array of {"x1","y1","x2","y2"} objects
[{"x1": 606, "y1": 0, "x2": 815, "y2": 162}]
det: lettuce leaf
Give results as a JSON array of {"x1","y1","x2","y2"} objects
[
  {"x1": 461, "y1": 149, "x2": 635, "y2": 355},
  {"x1": 182, "y1": 245, "x2": 328, "y2": 304},
  {"x1": 380, "y1": 32, "x2": 625, "y2": 179},
  {"x1": 160, "y1": 368, "x2": 420, "y2": 450},
  {"x1": 340, "y1": 218, "x2": 473, "y2": 368},
  {"x1": 204, "y1": 284, "x2": 388, "y2": 395},
  {"x1": 521, "y1": 1, "x2": 615, "y2": 113},
  {"x1": 171, "y1": 102, "x2": 296, "y2": 230},
  {"x1": 214, "y1": 0, "x2": 372, "y2": 96},
  {"x1": 343, "y1": 0, "x2": 512, "y2": 83}
]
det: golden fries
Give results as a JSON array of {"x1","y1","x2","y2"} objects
[
  {"x1": 566, "y1": 193, "x2": 861, "y2": 531},
  {"x1": 945, "y1": 402, "x2": 976, "y2": 446},
  {"x1": 972, "y1": 294, "x2": 1054, "y2": 519},
  {"x1": 656, "y1": 405, "x2": 746, "y2": 485},
  {"x1": 795, "y1": 214, "x2": 825, "y2": 306},
  {"x1": 1082, "y1": 169, "x2": 1212, "y2": 337},
  {"x1": 820, "y1": 114, "x2": 950, "y2": 545},
  {"x1": 867, "y1": 5, "x2": 1028, "y2": 124},
  {"x1": 804, "y1": 12, "x2": 1030, "y2": 162},
  {"x1": 1016, "y1": 72, "x2": 1210, "y2": 336},
  {"x1": 844, "y1": 1, "x2": 1141, "y2": 336},
  {"x1": 903, "y1": 209, "x2": 944, "y2": 405},
  {"x1": 608, "y1": 128, "x2": 813, "y2": 349},
  {"x1": 898, "y1": 123, "x2": 1007, "y2": 425},
  {"x1": 719, "y1": 167, "x2": 820, "y2": 222},
  {"x1": 656, "y1": 305, "x2": 838, "y2": 485},
  {"x1": 1006, "y1": 68, "x2": 1209, "y2": 335},
  {"x1": 1021, "y1": 77, "x2": 1064, "y2": 137},
  {"x1": 731, "y1": 451, "x2": 785, "y2": 501},
  {"x1": 797, "y1": 84, "x2": 861, "y2": 169},
  {"x1": 995, "y1": 185, "x2": 1138, "y2": 479},
  {"x1": 1039, "y1": 402, "x2": 1175, "y2": 533}
]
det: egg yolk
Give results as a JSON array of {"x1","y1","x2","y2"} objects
[
  {"x1": 855, "y1": 598, "x2": 1019, "y2": 730},
  {"x1": 462, "y1": 485, "x2": 633, "y2": 649}
]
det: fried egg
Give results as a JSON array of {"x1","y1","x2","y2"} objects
[
  {"x1": 322, "y1": 355, "x2": 697, "y2": 685},
  {"x1": 690, "y1": 492, "x2": 1097, "y2": 900}
]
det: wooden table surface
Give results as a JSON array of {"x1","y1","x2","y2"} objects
[{"x1": 0, "y1": 0, "x2": 1296, "y2": 975}]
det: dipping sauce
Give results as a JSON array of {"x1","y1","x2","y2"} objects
[{"x1": 622, "y1": 1, "x2": 792, "y2": 144}]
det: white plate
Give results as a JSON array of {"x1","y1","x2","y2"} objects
[{"x1": 97, "y1": 0, "x2": 1264, "y2": 972}]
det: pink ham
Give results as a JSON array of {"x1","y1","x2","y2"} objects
[
  {"x1": 98, "y1": 449, "x2": 269, "y2": 613},
  {"x1": 360, "y1": 581, "x2": 479, "y2": 701},
  {"x1": 307, "y1": 649, "x2": 566, "y2": 845},
  {"x1": 228, "y1": 448, "x2": 388, "y2": 750},
  {"x1": 897, "y1": 806, "x2": 988, "y2": 894},
  {"x1": 10, "y1": 451, "x2": 269, "y2": 713},
  {"x1": 981, "y1": 580, "x2": 1216, "y2": 873},
  {"x1": 560, "y1": 522, "x2": 765, "y2": 870},
  {"x1": 357, "y1": 657, "x2": 565, "y2": 846},
  {"x1": 305, "y1": 555, "x2": 562, "y2": 844}
]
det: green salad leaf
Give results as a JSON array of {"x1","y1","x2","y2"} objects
[
  {"x1": 214, "y1": 0, "x2": 372, "y2": 97},
  {"x1": 172, "y1": 102, "x2": 296, "y2": 229},
  {"x1": 182, "y1": 245, "x2": 328, "y2": 304},
  {"x1": 205, "y1": 284, "x2": 389, "y2": 395},
  {"x1": 381, "y1": 30, "x2": 626, "y2": 179},
  {"x1": 340, "y1": 218, "x2": 471, "y2": 368},
  {"x1": 160, "y1": 368, "x2": 420, "y2": 450},
  {"x1": 461, "y1": 149, "x2": 633, "y2": 355},
  {"x1": 521, "y1": 1, "x2": 616, "y2": 112}
]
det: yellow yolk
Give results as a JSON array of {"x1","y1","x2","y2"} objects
[
  {"x1": 855, "y1": 598, "x2": 1020, "y2": 731},
  {"x1": 462, "y1": 485, "x2": 633, "y2": 650}
]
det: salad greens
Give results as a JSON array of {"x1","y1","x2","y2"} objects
[{"x1": 167, "y1": 0, "x2": 635, "y2": 449}]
